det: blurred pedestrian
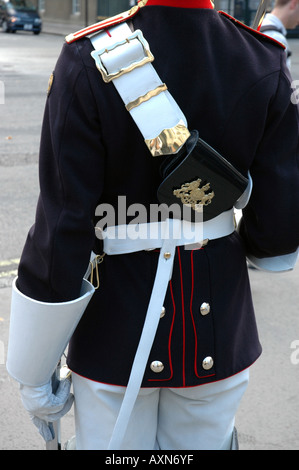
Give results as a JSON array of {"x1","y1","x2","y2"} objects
[{"x1": 260, "y1": 0, "x2": 299, "y2": 69}]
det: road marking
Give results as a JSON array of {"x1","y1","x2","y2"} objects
[
  {"x1": 0, "y1": 270, "x2": 18, "y2": 278},
  {"x1": 0, "y1": 259, "x2": 20, "y2": 268},
  {"x1": 0, "y1": 259, "x2": 19, "y2": 281}
]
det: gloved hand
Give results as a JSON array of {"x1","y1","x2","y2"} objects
[{"x1": 20, "y1": 376, "x2": 74, "y2": 442}]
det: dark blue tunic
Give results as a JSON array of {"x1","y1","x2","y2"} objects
[{"x1": 17, "y1": 4, "x2": 299, "y2": 387}]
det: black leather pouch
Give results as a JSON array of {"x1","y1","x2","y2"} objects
[{"x1": 157, "y1": 130, "x2": 248, "y2": 222}]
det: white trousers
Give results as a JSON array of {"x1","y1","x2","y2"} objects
[{"x1": 72, "y1": 369, "x2": 249, "y2": 450}]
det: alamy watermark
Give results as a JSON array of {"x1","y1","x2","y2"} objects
[
  {"x1": 291, "y1": 80, "x2": 299, "y2": 105},
  {"x1": 94, "y1": 196, "x2": 204, "y2": 246},
  {"x1": 290, "y1": 340, "x2": 299, "y2": 365}
]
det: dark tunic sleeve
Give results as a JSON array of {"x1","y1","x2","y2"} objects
[
  {"x1": 17, "y1": 42, "x2": 106, "y2": 302},
  {"x1": 239, "y1": 56, "x2": 299, "y2": 261}
]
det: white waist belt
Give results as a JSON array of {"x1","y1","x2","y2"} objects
[
  {"x1": 103, "y1": 210, "x2": 235, "y2": 255},
  {"x1": 103, "y1": 210, "x2": 235, "y2": 449}
]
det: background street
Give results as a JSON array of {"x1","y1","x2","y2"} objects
[{"x1": 0, "y1": 26, "x2": 299, "y2": 451}]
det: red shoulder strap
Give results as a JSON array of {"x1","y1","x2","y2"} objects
[
  {"x1": 219, "y1": 11, "x2": 285, "y2": 50},
  {"x1": 65, "y1": 5, "x2": 141, "y2": 44}
]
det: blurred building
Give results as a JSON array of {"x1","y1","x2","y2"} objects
[
  {"x1": 30, "y1": 1, "x2": 138, "y2": 28},
  {"x1": 29, "y1": 0, "x2": 299, "y2": 35},
  {"x1": 29, "y1": 0, "x2": 261, "y2": 29}
]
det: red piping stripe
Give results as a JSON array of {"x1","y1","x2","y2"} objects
[
  {"x1": 166, "y1": 280, "x2": 175, "y2": 380},
  {"x1": 219, "y1": 11, "x2": 286, "y2": 49},
  {"x1": 147, "y1": 280, "x2": 175, "y2": 382},
  {"x1": 177, "y1": 247, "x2": 186, "y2": 387},
  {"x1": 146, "y1": 0, "x2": 214, "y2": 8},
  {"x1": 189, "y1": 250, "x2": 200, "y2": 377},
  {"x1": 72, "y1": 15, "x2": 124, "y2": 37},
  {"x1": 192, "y1": 250, "x2": 216, "y2": 380}
]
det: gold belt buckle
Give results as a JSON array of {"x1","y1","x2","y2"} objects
[{"x1": 91, "y1": 29, "x2": 154, "y2": 83}]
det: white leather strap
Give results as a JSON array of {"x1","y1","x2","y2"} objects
[
  {"x1": 103, "y1": 209, "x2": 235, "y2": 255},
  {"x1": 90, "y1": 24, "x2": 253, "y2": 204},
  {"x1": 235, "y1": 172, "x2": 253, "y2": 209},
  {"x1": 108, "y1": 225, "x2": 179, "y2": 449},
  {"x1": 90, "y1": 23, "x2": 189, "y2": 153}
]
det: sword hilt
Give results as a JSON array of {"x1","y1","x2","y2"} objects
[
  {"x1": 46, "y1": 362, "x2": 62, "y2": 451},
  {"x1": 252, "y1": 0, "x2": 272, "y2": 30}
]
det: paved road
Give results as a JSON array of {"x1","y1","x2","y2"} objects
[{"x1": 0, "y1": 28, "x2": 299, "y2": 451}]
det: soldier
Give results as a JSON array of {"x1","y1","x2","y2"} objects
[
  {"x1": 6, "y1": 0, "x2": 299, "y2": 450},
  {"x1": 260, "y1": 0, "x2": 299, "y2": 69}
]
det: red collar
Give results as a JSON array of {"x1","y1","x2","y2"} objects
[{"x1": 143, "y1": 0, "x2": 214, "y2": 9}]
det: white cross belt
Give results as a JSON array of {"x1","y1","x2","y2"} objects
[{"x1": 90, "y1": 22, "x2": 190, "y2": 157}]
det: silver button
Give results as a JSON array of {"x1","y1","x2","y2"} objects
[
  {"x1": 202, "y1": 356, "x2": 214, "y2": 370},
  {"x1": 200, "y1": 302, "x2": 210, "y2": 316},
  {"x1": 150, "y1": 361, "x2": 164, "y2": 373},
  {"x1": 160, "y1": 306, "x2": 166, "y2": 318}
]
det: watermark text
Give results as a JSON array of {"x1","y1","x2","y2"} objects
[
  {"x1": 95, "y1": 196, "x2": 205, "y2": 246},
  {"x1": 290, "y1": 340, "x2": 299, "y2": 365}
]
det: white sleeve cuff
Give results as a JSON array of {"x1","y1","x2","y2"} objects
[
  {"x1": 247, "y1": 248, "x2": 299, "y2": 272},
  {"x1": 6, "y1": 278, "x2": 95, "y2": 386}
]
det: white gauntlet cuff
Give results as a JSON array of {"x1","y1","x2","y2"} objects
[
  {"x1": 247, "y1": 248, "x2": 299, "y2": 272},
  {"x1": 6, "y1": 278, "x2": 94, "y2": 387}
]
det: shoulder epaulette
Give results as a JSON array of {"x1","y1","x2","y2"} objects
[
  {"x1": 65, "y1": 5, "x2": 141, "y2": 44},
  {"x1": 219, "y1": 11, "x2": 285, "y2": 50}
]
